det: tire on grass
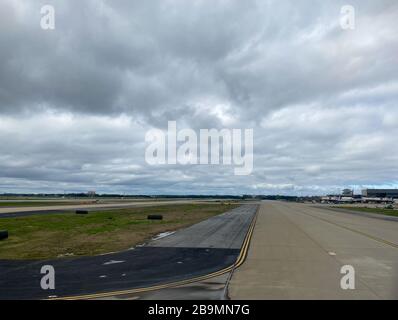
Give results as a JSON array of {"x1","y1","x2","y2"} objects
[
  {"x1": 0, "y1": 230, "x2": 8, "y2": 240},
  {"x1": 147, "y1": 214, "x2": 163, "y2": 220},
  {"x1": 76, "y1": 210, "x2": 89, "y2": 215}
]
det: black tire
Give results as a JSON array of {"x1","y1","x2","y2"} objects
[
  {"x1": 147, "y1": 214, "x2": 163, "y2": 220},
  {"x1": 0, "y1": 230, "x2": 8, "y2": 240},
  {"x1": 76, "y1": 210, "x2": 89, "y2": 215}
]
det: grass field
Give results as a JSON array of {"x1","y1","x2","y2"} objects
[
  {"x1": 0, "y1": 203, "x2": 237, "y2": 260},
  {"x1": 337, "y1": 206, "x2": 398, "y2": 217}
]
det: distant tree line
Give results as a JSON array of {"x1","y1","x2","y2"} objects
[{"x1": 0, "y1": 193, "x2": 318, "y2": 201}]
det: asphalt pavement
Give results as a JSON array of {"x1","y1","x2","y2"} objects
[{"x1": 0, "y1": 204, "x2": 258, "y2": 299}]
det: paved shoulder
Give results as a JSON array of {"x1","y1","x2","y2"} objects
[{"x1": 228, "y1": 201, "x2": 398, "y2": 299}]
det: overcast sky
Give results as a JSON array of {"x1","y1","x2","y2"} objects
[{"x1": 0, "y1": 0, "x2": 397, "y2": 195}]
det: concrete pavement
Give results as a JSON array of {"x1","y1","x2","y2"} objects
[{"x1": 228, "y1": 201, "x2": 398, "y2": 299}]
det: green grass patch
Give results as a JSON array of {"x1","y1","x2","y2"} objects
[
  {"x1": 336, "y1": 206, "x2": 398, "y2": 217},
  {"x1": 0, "y1": 203, "x2": 237, "y2": 260}
]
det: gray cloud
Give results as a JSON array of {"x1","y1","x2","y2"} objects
[{"x1": 0, "y1": 0, "x2": 397, "y2": 195}]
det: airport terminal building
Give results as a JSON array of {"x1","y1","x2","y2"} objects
[{"x1": 362, "y1": 189, "x2": 398, "y2": 199}]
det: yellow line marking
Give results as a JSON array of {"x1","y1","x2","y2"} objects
[
  {"x1": 298, "y1": 210, "x2": 398, "y2": 249},
  {"x1": 49, "y1": 207, "x2": 259, "y2": 300}
]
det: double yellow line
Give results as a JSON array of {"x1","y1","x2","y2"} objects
[{"x1": 51, "y1": 208, "x2": 258, "y2": 300}]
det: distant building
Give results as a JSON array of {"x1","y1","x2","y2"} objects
[
  {"x1": 342, "y1": 189, "x2": 354, "y2": 197},
  {"x1": 362, "y1": 189, "x2": 398, "y2": 199},
  {"x1": 87, "y1": 191, "x2": 96, "y2": 197}
]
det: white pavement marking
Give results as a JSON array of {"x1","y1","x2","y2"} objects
[{"x1": 103, "y1": 260, "x2": 125, "y2": 265}]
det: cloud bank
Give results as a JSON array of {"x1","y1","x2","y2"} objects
[{"x1": 0, "y1": 0, "x2": 397, "y2": 195}]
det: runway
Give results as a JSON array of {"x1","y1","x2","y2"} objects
[
  {"x1": 0, "y1": 200, "x2": 202, "y2": 218},
  {"x1": 228, "y1": 201, "x2": 398, "y2": 299},
  {"x1": 0, "y1": 204, "x2": 258, "y2": 300}
]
